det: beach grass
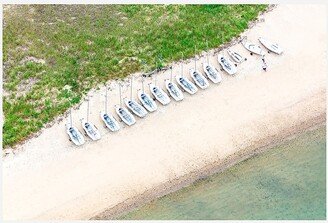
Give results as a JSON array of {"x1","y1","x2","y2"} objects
[{"x1": 3, "y1": 4, "x2": 267, "y2": 148}]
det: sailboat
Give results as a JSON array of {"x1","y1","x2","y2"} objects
[
  {"x1": 165, "y1": 66, "x2": 184, "y2": 101},
  {"x1": 100, "y1": 84, "x2": 120, "y2": 132},
  {"x1": 227, "y1": 49, "x2": 247, "y2": 63},
  {"x1": 217, "y1": 54, "x2": 237, "y2": 75},
  {"x1": 81, "y1": 96, "x2": 101, "y2": 141},
  {"x1": 176, "y1": 62, "x2": 198, "y2": 94},
  {"x1": 137, "y1": 76, "x2": 157, "y2": 112},
  {"x1": 115, "y1": 83, "x2": 136, "y2": 126},
  {"x1": 190, "y1": 48, "x2": 209, "y2": 89},
  {"x1": 242, "y1": 37, "x2": 265, "y2": 56},
  {"x1": 66, "y1": 108, "x2": 85, "y2": 146},
  {"x1": 202, "y1": 43, "x2": 222, "y2": 84},
  {"x1": 124, "y1": 77, "x2": 148, "y2": 118},
  {"x1": 258, "y1": 37, "x2": 283, "y2": 55},
  {"x1": 149, "y1": 67, "x2": 171, "y2": 105}
]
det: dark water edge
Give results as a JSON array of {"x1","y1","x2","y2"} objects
[{"x1": 121, "y1": 125, "x2": 326, "y2": 220}]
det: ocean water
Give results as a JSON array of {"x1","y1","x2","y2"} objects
[{"x1": 121, "y1": 126, "x2": 326, "y2": 220}]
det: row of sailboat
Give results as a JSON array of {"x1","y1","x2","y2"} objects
[{"x1": 66, "y1": 37, "x2": 283, "y2": 146}]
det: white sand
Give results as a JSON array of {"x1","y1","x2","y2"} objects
[{"x1": 2, "y1": 4, "x2": 327, "y2": 220}]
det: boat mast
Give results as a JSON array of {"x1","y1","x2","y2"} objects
[
  {"x1": 87, "y1": 95, "x2": 90, "y2": 123},
  {"x1": 70, "y1": 108, "x2": 72, "y2": 127},
  {"x1": 181, "y1": 52, "x2": 184, "y2": 77},
  {"x1": 154, "y1": 69, "x2": 157, "y2": 86},
  {"x1": 119, "y1": 83, "x2": 122, "y2": 107},
  {"x1": 194, "y1": 46, "x2": 197, "y2": 71},
  {"x1": 142, "y1": 75, "x2": 145, "y2": 93},
  {"x1": 170, "y1": 66, "x2": 173, "y2": 82},
  {"x1": 155, "y1": 54, "x2": 162, "y2": 86},
  {"x1": 130, "y1": 77, "x2": 133, "y2": 100},
  {"x1": 105, "y1": 84, "x2": 108, "y2": 114},
  {"x1": 154, "y1": 61, "x2": 157, "y2": 86},
  {"x1": 206, "y1": 41, "x2": 209, "y2": 64}
]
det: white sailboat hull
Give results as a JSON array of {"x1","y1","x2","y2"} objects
[
  {"x1": 115, "y1": 106, "x2": 136, "y2": 126},
  {"x1": 258, "y1": 37, "x2": 283, "y2": 55},
  {"x1": 100, "y1": 112, "x2": 120, "y2": 132},
  {"x1": 218, "y1": 54, "x2": 237, "y2": 75},
  {"x1": 137, "y1": 91, "x2": 157, "y2": 112},
  {"x1": 242, "y1": 41, "x2": 265, "y2": 56},
  {"x1": 81, "y1": 120, "x2": 101, "y2": 141},
  {"x1": 203, "y1": 63, "x2": 222, "y2": 84},
  {"x1": 165, "y1": 80, "x2": 184, "y2": 101},
  {"x1": 66, "y1": 126, "x2": 85, "y2": 146},
  {"x1": 189, "y1": 69, "x2": 209, "y2": 89},
  {"x1": 149, "y1": 83, "x2": 171, "y2": 105},
  {"x1": 227, "y1": 49, "x2": 245, "y2": 63},
  {"x1": 176, "y1": 75, "x2": 198, "y2": 94},
  {"x1": 124, "y1": 98, "x2": 148, "y2": 118}
]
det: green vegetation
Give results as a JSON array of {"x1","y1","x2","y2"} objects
[{"x1": 3, "y1": 4, "x2": 267, "y2": 148}]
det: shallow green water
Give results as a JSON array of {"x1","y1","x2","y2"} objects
[{"x1": 121, "y1": 126, "x2": 326, "y2": 220}]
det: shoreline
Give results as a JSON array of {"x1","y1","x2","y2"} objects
[
  {"x1": 2, "y1": 4, "x2": 327, "y2": 220},
  {"x1": 92, "y1": 97, "x2": 326, "y2": 220}
]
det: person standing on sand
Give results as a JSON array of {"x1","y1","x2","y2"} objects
[{"x1": 262, "y1": 55, "x2": 268, "y2": 71}]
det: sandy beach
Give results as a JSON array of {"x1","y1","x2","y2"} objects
[{"x1": 2, "y1": 4, "x2": 327, "y2": 220}]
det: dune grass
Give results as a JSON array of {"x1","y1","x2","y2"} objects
[{"x1": 3, "y1": 4, "x2": 267, "y2": 148}]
